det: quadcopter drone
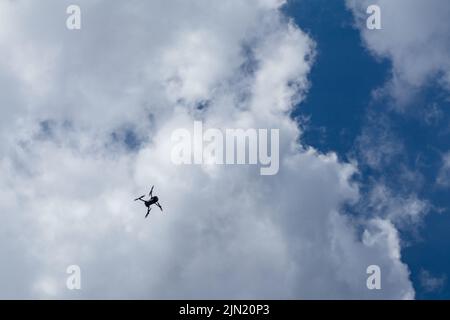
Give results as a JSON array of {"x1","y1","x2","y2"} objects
[{"x1": 134, "y1": 185, "x2": 163, "y2": 218}]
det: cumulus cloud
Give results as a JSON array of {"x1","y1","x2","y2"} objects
[
  {"x1": 0, "y1": 0, "x2": 414, "y2": 299},
  {"x1": 346, "y1": 0, "x2": 450, "y2": 106}
]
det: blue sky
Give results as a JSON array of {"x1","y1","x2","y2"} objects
[{"x1": 285, "y1": 0, "x2": 450, "y2": 299}]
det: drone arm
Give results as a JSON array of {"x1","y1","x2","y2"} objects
[
  {"x1": 145, "y1": 207, "x2": 151, "y2": 218},
  {"x1": 149, "y1": 185, "x2": 154, "y2": 197}
]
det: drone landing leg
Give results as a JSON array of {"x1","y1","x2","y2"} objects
[{"x1": 145, "y1": 207, "x2": 151, "y2": 218}]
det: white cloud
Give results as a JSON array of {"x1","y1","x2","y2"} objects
[
  {"x1": 437, "y1": 152, "x2": 450, "y2": 187},
  {"x1": 0, "y1": 0, "x2": 414, "y2": 299},
  {"x1": 419, "y1": 269, "x2": 446, "y2": 293},
  {"x1": 346, "y1": 0, "x2": 450, "y2": 106},
  {"x1": 364, "y1": 184, "x2": 429, "y2": 230},
  {"x1": 356, "y1": 113, "x2": 405, "y2": 170}
]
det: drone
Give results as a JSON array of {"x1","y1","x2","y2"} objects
[{"x1": 134, "y1": 185, "x2": 163, "y2": 218}]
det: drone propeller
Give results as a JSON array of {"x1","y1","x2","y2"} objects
[{"x1": 134, "y1": 195, "x2": 145, "y2": 201}]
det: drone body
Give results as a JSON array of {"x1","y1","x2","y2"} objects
[{"x1": 134, "y1": 186, "x2": 163, "y2": 218}]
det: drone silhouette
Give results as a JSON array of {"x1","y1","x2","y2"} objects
[{"x1": 134, "y1": 186, "x2": 163, "y2": 218}]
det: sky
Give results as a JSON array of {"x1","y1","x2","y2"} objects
[
  {"x1": 286, "y1": 0, "x2": 450, "y2": 299},
  {"x1": 0, "y1": 0, "x2": 449, "y2": 299}
]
